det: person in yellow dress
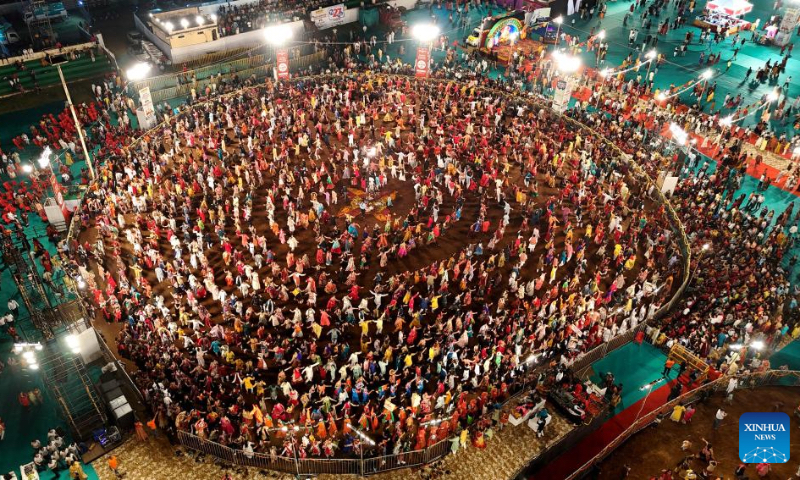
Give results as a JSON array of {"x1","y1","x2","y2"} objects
[
  {"x1": 670, "y1": 402, "x2": 686, "y2": 422},
  {"x1": 70, "y1": 461, "x2": 88, "y2": 480}
]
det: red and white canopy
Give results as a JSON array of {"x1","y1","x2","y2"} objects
[{"x1": 706, "y1": 0, "x2": 752, "y2": 16}]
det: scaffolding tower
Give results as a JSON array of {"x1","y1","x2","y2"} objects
[
  {"x1": 1, "y1": 233, "x2": 57, "y2": 339},
  {"x1": 40, "y1": 342, "x2": 108, "y2": 440},
  {"x1": 25, "y1": 0, "x2": 56, "y2": 49},
  {"x1": 1, "y1": 233, "x2": 105, "y2": 440}
]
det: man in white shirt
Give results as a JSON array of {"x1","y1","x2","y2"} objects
[
  {"x1": 7, "y1": 299, "x2": 19, "y2": 319},
  {"x1": 713, "y1": 408, "x2": 727, "y2": 430}
]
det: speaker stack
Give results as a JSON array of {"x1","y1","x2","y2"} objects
[{"x1": 99, "y1": 379, "x2": 134, "y2": 430}]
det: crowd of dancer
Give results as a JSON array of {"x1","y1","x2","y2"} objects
[
  {"x1": 64, "y1": 65, "x2": 682, "y2": 460},
  {"x1": 565, "y1": 71, "x2": 800, "y2": 370}
]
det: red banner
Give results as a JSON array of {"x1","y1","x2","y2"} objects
[
  {"x1": 276, "y1": 49, "x2": 289, "y2": 80},
  {"x1": 415, "y1": 47, "x2": 430, "y2": 78}
]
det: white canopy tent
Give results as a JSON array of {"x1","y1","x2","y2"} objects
[{"x1": 706, "y1": 0, "x2": 753, "y2": 17}]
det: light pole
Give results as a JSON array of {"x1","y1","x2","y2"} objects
[
  {"x1": 353, "y1": 427, "x2": 375, "y2": 477},
  {"x1": 264, "y1": 24, "x2": 294, "y2": 79},
  {"x1": 634, "y1": 377, "x2": 664, "y2": 423},
  {"x1": 126, "y1": 62, "x2": 155, "y2": 130},
  {"x1": 263, "y1": 23, "x2": 294, "y2": 47},
  {"x1": 412, "y1": 23, "x2": 440, "y2": 77},
  {"x1": 281, "y1": 425, "x2": 300, "y2": 477},
  {"x1": 600, "y1": 68, "x2": 611, "y2": 90},
  {"x1": 553, "y1": 15, "x2": 563, "y2": 50},
  {"x1": 55, "y1": 63, "x2": 95, "y2": 180},
  {"x1": 13, "y1": 342, "x2": 43, "y2": 370},
  {"x1": 551, "y1": 51, "x2": 582, "y2": 112},
  {"x1": 644, "y1": 49, "x2": 657, "y2": 87},
  {"x1": 698, "y1": 68, "x2": 713, "y2": 109},
  {"x1": 412, "y1": 23, "x2": 440, "y2": 51},
  {"x1": 594, "y1": 29, "x2": 605, "y2": 65},
  {"x1": 126, "y1": 62, "x2": 151, "y2": 83}
]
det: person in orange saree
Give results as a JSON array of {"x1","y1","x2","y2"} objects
[
  {"x1": 414, "y1": 427, "x2": 427, "y2": 450},
  {"x1": 473, "y1": 430, "x2": 487, "y2": 449}
]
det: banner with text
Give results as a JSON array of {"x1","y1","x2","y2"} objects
[
  {"x1": 138, "y1": 86, "x2": 157, "y2": 129},
  {"x1": 415, "y1": 47, "x2": 430, "y2": 77},
  {"x1": 310, "y1": 4, "x2": 346, "y2": 30},
  {"x1": 276, "y1": 49, "x2": 289, "y2": 80}
]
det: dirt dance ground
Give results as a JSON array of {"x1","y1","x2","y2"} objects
[
  {"x1": 80, "y1": 91, "x2": 660, "y2": 373},
  {"x1": 594, "y1": 386, "x2": 800, "y2": 480}
]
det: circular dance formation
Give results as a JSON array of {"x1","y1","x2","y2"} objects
[{"x1": 71, "y1": 73, "x2": 682, "y2": 460}]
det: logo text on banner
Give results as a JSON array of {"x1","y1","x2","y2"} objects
[
  {"x1": 310, "y1": 4, "x2": 346, "y2": 29},
  {"x1": 415, "y1": 47, "x2": 430, "y2": 77},
  {"x1": 276, "y1": 49, "x2": 289, "y2": 80}
]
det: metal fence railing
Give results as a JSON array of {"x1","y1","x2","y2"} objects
[
  {"x1": 565, "y1": 369, "x2": 800, "y2": 479},
  {"x1": 177, "y1": 430, "x2": 449, "y2": 477},
  {"x1": 135, "y1": 50, "x2": 328, "y2": 103}
]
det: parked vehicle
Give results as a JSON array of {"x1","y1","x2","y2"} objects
[
  {"x1": 127, "y1": 30, "x2": 143, "y2": 45},
  {"x1": 0, "y1": 17, "x2": 20, "y2": 45}
]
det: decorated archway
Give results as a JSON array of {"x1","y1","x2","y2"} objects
[{"x1": 484, "y1": 17, "x2": 524, "y2": 49}]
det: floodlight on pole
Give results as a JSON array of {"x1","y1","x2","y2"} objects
[
  {"x1": 165, "y1": 21, "x2": 174, "y2": 32},
  {"x1": 37, "y1": 146, "x2": 52, "y2": 168},
  {"x1": 767, "y1": 89, "x2": 780, "y2": 102},
  {"x1": 55, "y1": 64, "x2": 95, "y2": 179},
  {"x1": 196, "y1": 15, "x2": 205, "y2": 26},
  {"x1": 263, "y1": 24, "x2": 294, "y2": 45},
  {"x1": 180, "y1": 18, "x2": 189, "y2": 29},
  {"x1": 553, "y1": 51, "x2": 582, "y2": 73},
  {"x1": 553, "y1": 15, "x2": 564, "y2": 48},
  {"x1": 669, "y1": 123, "x2": 687, "y2": 145},
  {"x1": 411, "y1": 23, "x2": 440, "y2": 43},
  {"x1": 126, "y1": 62, "x2": 152, "y2": 82}
]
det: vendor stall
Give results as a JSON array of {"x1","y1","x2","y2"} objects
[{"x1": 693, "y1": 0, "x2": 752, "y2": 34}]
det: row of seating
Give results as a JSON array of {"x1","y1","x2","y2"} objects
[{"x1": 0, "y1": 54, "x2": 112, "y2": 97}]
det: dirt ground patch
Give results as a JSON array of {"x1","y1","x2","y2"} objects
[{"x1": 596, "y1": 386, "x2": 800, "y2": 479}]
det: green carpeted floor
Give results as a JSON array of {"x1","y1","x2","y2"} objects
[
  {"x1": 589, "y1": 341, "x2": 671, "y2": 412},
  {"x1": 0, "y1": 338, "x2": 98, "y2": 480},
  {"x1": 561, "y1": 0, "x2": 799, "y2": 135},
  {"x1": 769, "y1": 339, "x2": 800, "y2": 371}
]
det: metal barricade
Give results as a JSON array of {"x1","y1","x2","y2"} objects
[{"x1": 299, "y1": 457, "x2": 361, "y2": 476}]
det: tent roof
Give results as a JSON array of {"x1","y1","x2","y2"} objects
[{"x1": 706, "y1": 0, "x2": 752, "y2": 16}]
